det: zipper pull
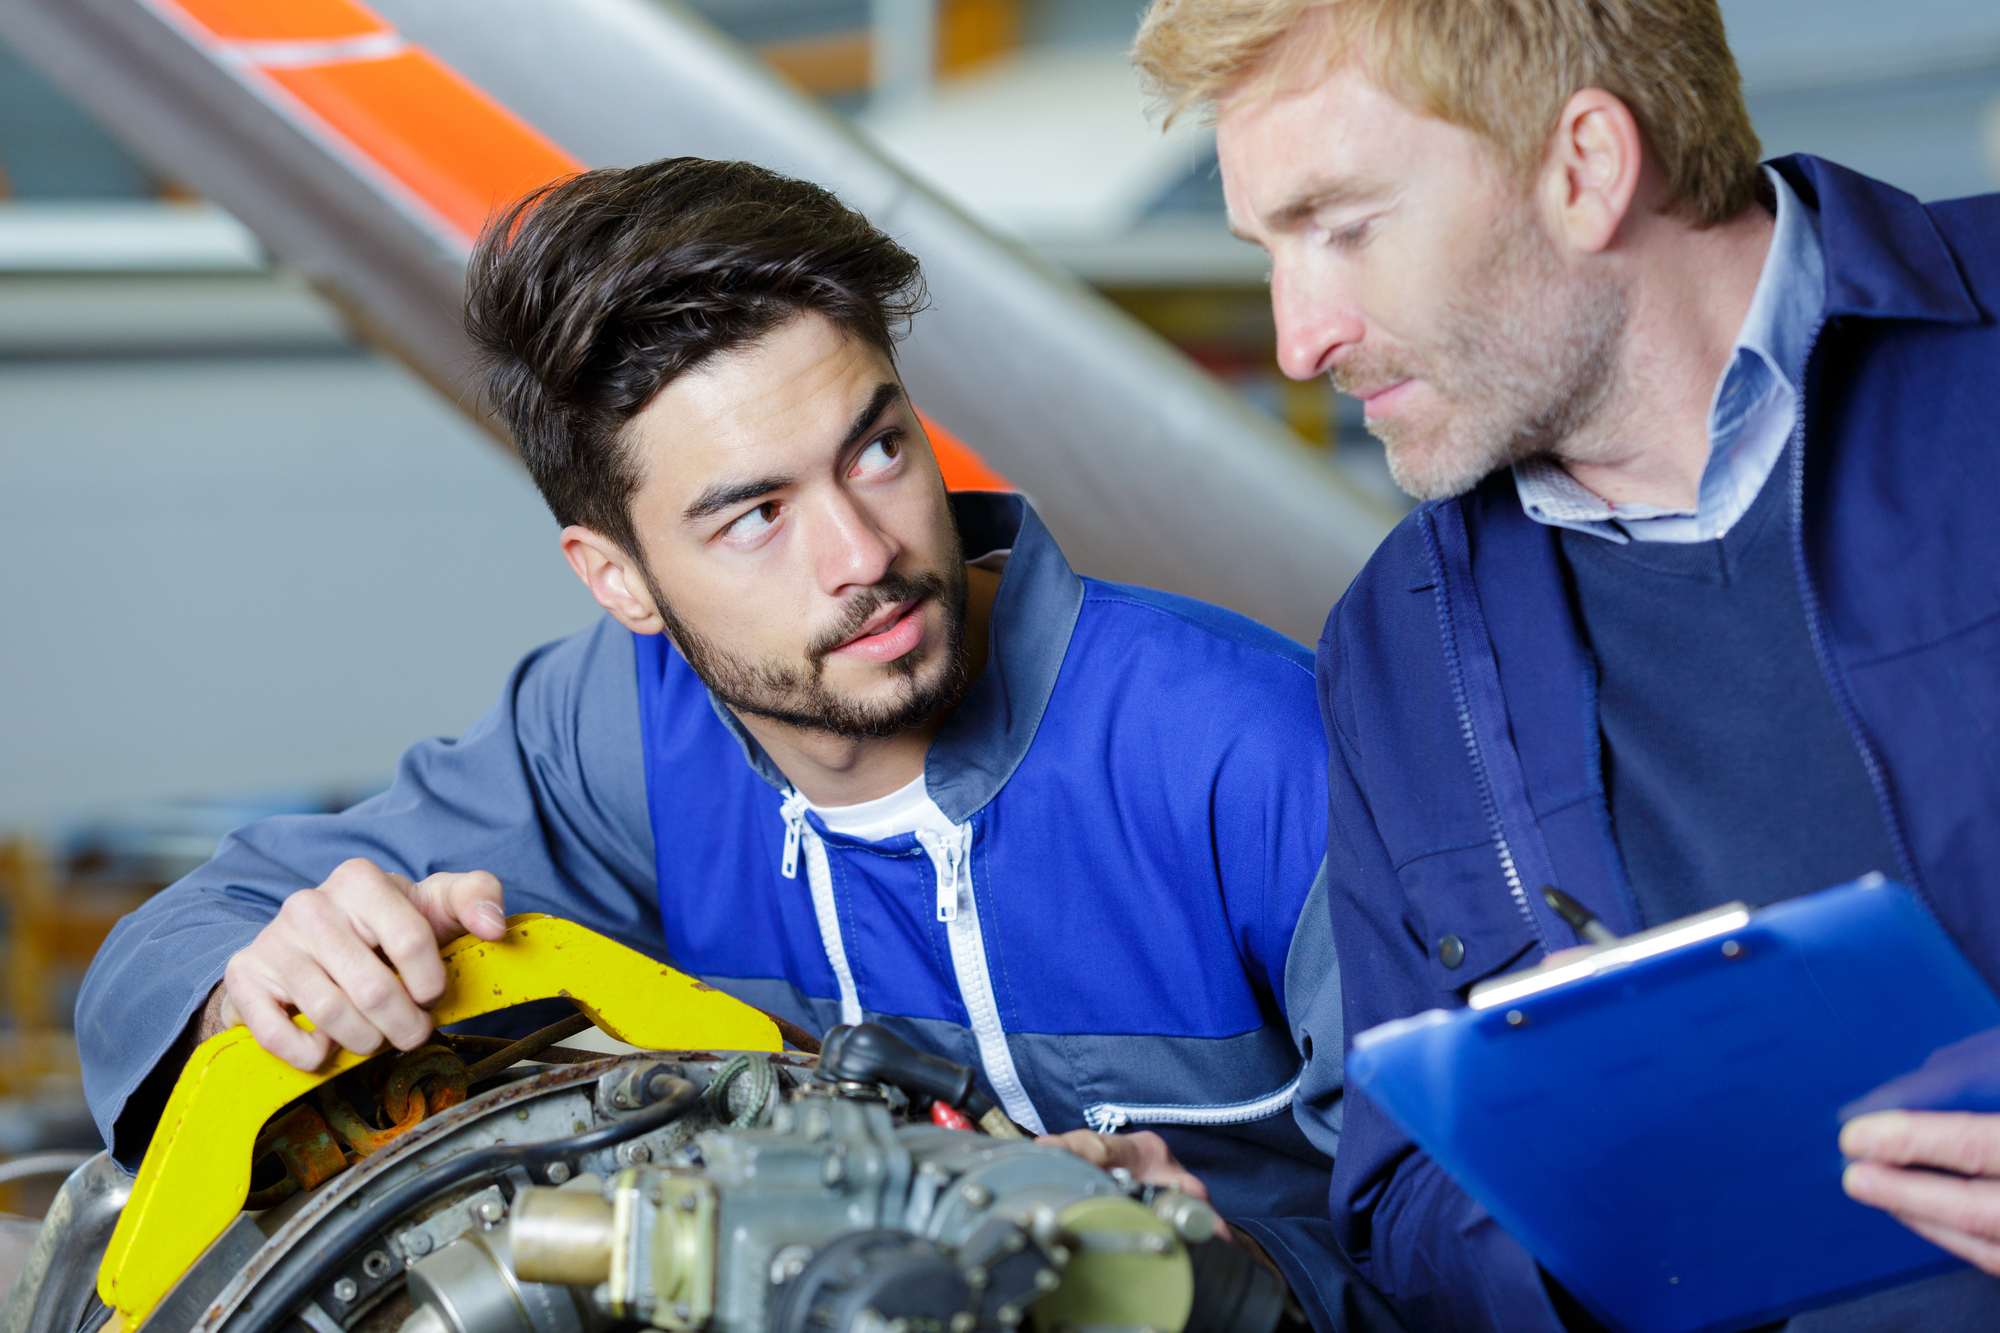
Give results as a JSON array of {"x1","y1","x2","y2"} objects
[
  {"x1": 917, "y1": 829, "x2": 961, "y2": 923},
  {"x1": 779, "y1": 789, "x2": 809, "y2": 880}
]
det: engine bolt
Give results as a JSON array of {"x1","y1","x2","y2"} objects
[
  {"x1": 514, "y1": 1108, "x2": 529, "y2": 1121},
  {"x1": 332, "y1": 1279, "x2": 358, "y2": 1304},
  {"x1": 476, "y1": 1198, "x2": 506, "y2": 1225},
  {"x1": 1034, "y1": 1268, "x2": 1060, "y2": 1291},
  {"x1": 678, "y1": 1191, "x2": 700, "y2": 1212},
  {"x1": 616, "y1": 1141, "x2": 653, "y2": 1166},
  {"x1": 545, "y1": 1161, "x2": 572, "y2": 1184},
  {"x1": 770, "y1": 1245, "x2": 813, "y2": 1284},
  {"x1": 960, "y1": 1182, "x2": 992, "y2": 1209},
  {"x1": 400, "y1": 1230, "x2": 433, "y2": 1257},
  {"x1": 996, "y1": 1306, "x2": 1020, "y2": 1325},
  {"x1": 951, "y1": 1314, "x2": 976, "y2": 1333},
  {"x1": 362, "y1": 1251, "x2": 394, "y2": 1280}
]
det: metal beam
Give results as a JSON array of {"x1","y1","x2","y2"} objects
[{"x1": 0, "y1": 0, "x2": 1393, "y2": 639}]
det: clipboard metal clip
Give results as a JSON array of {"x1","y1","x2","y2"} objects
[{"x1": 1467, "y1": 902, "x2": 1753, "y2": 1012}]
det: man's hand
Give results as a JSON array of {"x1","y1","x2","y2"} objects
[
  {"x1": 1842, "y1": 1110, "x2": 2000, "y2": 1273},
  {"x1": 208, "y1": 858, "x2": 508, "y2": 1071},
  {"x1": 1037, "y1": 1129, "x2": 1229, "y2": 1237}
]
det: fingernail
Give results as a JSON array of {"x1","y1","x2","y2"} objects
[
  {"x1": 471, "y1": 902, "x2": 507, "y2": 934},
  {"x1": 1841, "y1": 1111, "x2": 1901, "y2": 1156}
]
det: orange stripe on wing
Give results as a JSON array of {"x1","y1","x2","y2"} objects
[
  {"x1": 261, "y1": 49, "x2": 583, "y2": 243},
  {"x1": 918, "y1": 411, "x2": 1012, "y2": 492},
  {"x1": 167, "y1": 0, "x2": 392, "y2": 42}
]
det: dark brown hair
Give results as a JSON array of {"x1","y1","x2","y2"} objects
[{"x1": 466, "y1": 158, "x2": 928, "y2": 559}]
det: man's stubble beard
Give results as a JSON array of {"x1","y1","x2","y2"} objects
[
  {"x1": 1341, "y1": 204, "x2": 1631, "y2": 502},
  {"x1": 638, "y1": 525, "x2": 972, "y2": 743}
]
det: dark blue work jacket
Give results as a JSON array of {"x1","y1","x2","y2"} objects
[{"x1": 1313, "y1": 156, "x2": 2000, "y2": 1330}]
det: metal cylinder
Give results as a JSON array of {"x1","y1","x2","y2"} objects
[{"x1": 510, "y1": 1187, "x2": 615, "y2": 1287}]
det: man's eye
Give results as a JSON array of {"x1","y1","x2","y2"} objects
[
  {"x1": 850, "y1": 435, "x2": 901, "y2": 477},
  {"x1": 1330, "y1": 218, "x2": 1372, "y2": 249},
  {"x1": 725, "y1": 501, "x2": 780, "y2": 539}
]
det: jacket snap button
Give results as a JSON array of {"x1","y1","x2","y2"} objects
[{"x1": 1437, "y1": 935, "x2": 1465, "y2": 969}]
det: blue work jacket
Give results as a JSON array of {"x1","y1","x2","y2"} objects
[
  {"x1": 1313, "y1": 155, "x2": 2000, "y2": 1330},
  {"x1": 79, "y1": 493, "x2": 1400, "y2": 1332}
]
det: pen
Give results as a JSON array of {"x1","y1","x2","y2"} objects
[{"x1": 1542, "y1": 885, "x2": 1619, "y2": 946}]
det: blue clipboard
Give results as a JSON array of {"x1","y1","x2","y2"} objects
[{"x1": 1347, "y1": 875, "x2": 2000, "y2": 1333}]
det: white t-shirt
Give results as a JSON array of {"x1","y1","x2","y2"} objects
[{"x1": 806, "y1": 771, "x2": 957, "y2": 843}]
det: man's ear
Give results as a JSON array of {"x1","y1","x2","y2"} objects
[
  {"x1": 1539, "y1": 87, "x2": 1644, "y2": 256},
  {"x1": 561, "y1": 526, "x2": 667, "y2": 636}
]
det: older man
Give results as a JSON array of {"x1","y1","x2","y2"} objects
[{"x1": 1137, "y1": 0, "x2": 2000, "y2": 1329}]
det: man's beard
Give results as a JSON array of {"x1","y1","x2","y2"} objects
[
  {"x1": 639, "y1": 551, "x2": 971, "y2": 742},
  {"x1": 1337, "y1": 205, "x2": 1630, "y2": 502}
]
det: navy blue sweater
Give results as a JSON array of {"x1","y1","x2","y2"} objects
[{"x1": 1557, "y1": 457, "x2": 1898, "y2": 927}]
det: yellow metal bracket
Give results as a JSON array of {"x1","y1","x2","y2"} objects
[{"x1": 99, "y1": 914, "x2": 779, "y2": 1327}]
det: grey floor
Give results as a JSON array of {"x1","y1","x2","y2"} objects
[{"x1": 0, "y1": 348, "x2": 599, "y2": 832}]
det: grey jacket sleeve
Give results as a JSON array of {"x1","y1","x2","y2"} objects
[
  {"x1": 76, "y1": 616, "x2": 659, "y2": 1169},
  {"x1": 1285, "y1": 859, "x2": 1344, "y2": 1159}
]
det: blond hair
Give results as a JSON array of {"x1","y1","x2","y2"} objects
[{"x1": 1133, "y1": 0, "x2": 1762, "y2": 225}]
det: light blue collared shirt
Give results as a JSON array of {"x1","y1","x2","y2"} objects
[{"x1": 1513, "y1": 168, "x2": 1826, "y2": 544}]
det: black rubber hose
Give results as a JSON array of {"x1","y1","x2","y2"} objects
[
  {"x1": 817, "y1": 1024, "x2": 996, "y2": 1119},
  {"x1": 225, "y1": 1077, "x2": 700, "y2": 1333}
]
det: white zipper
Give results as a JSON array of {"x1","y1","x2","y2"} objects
[
  {"x1": 914, "y1": 825, "x2": 1046, "y2": 1135},
  {"x1": 1082, "y1": 1069, "x2": 1303, "y2": 1134},
  {"x1": 780, "y1": 790, "x2": 862, "y2": 1027}
]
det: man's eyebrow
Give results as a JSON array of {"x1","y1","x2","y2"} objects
[
  {"x1": 680, "y1": 381, "x2": 906, "y2": 524},
  {"x1": 840, "y1": 381, "x2": 905, "y2": 454},
  {"x1": 683, "y1": 472, "x2": 795, "y2": 523},
  {"x1": 1261, "y1": 176, "x2": 1396, "y2": 234}
]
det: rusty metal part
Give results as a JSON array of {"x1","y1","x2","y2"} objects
[
  {"x1": 246, "y1": 1104, "x2": 349, "y2": 1208},
  {"x1": 383, "y1": 1046, "x2": 470, "y2": 1123},
  {"x1": 461, "y1": 1012, "x2": 594, "y2": 1083},
  {"x1": 316, "y1": 1078, "x2": 426, "y2": 1158},
  {"x1": 434, "y1": 1034, "x2": 604, "y2": 1065},
  {"x1": 757, "y1": 1010, "x2": 822, "y2": 1055}
]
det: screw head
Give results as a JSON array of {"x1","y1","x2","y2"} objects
[
  {"x1": 362, "y1": 1251, "x2": 394, "y2": 1279},
  {"x1": 545, "y1": 1161, "x2": 572, "y2": 1185},
  {"x1": 677, "y1": 1190, "x2": 700, "y2": 1211},
  {"x1": 1721, "y1": 939, "x2": 1743, "y2": 958},
  {"x1": 331, "y1": 1278, "x2": 358, "y2": 1304},
  {"x1": 400, "y1": 1230, "x2": 433, "y2": 1257},
  {"x1": 514, "y1": 1108, "x2": 529, "y2": 1121},
  {"x1": 616, "y1": 1140, "x2": 653, "y2": 1166},
  {"x1": 960, "y1": 1182, "x2": 992, "y2": 1209},
  {"x1": 476, "y1": 1198, "x2": 506, "y2": 1225},
  {"x1": 770, "y1": 1245, "x2": 814, "y2": 1284},
  {"x1": 1506, "y1": 1009, "x2": 1527, "y2": 1027},
  {"x1": 1034, "y1": 1268, "x2": 1061, "y2": 1291}
]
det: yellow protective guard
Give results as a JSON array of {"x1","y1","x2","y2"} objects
[{"x1": 99, "y1": 914, "x2": 780, "y2": 1327}]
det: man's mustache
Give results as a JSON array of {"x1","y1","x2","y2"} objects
[{"x1": 804, "y1": 570, "x2": 950, "y2": 665}]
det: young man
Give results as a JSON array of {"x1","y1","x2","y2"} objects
[
  {"x1": 78, "y1": 159, "x2": 1401, "y2": 1332},
  {"x1": 1136, "y1": 0, "x2": 2000, "y2": 1328}
]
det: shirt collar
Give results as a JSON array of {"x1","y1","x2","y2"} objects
[{"x1": 1513, "y1": 167, "x2": 1826, "y2": 543}]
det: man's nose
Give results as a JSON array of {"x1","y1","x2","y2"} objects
[
  {"x1": 1271, "y1": 260, "x2": 1365, "y2": 382},
  {"x1": 813, "y1": 492, "x2": 899, "y2": 595}
]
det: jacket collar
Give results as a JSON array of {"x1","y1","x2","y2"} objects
[
  {"x1": 1771, "y1": 154, "x2": 1980, "y2": 326},
  {"x1": 706, "y1": 491, "x2": 1085, "y2": 822}
]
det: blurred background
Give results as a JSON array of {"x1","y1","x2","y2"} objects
[{"x1": 1, "y1": 0, "x2": 1998, "y2": 1178}]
